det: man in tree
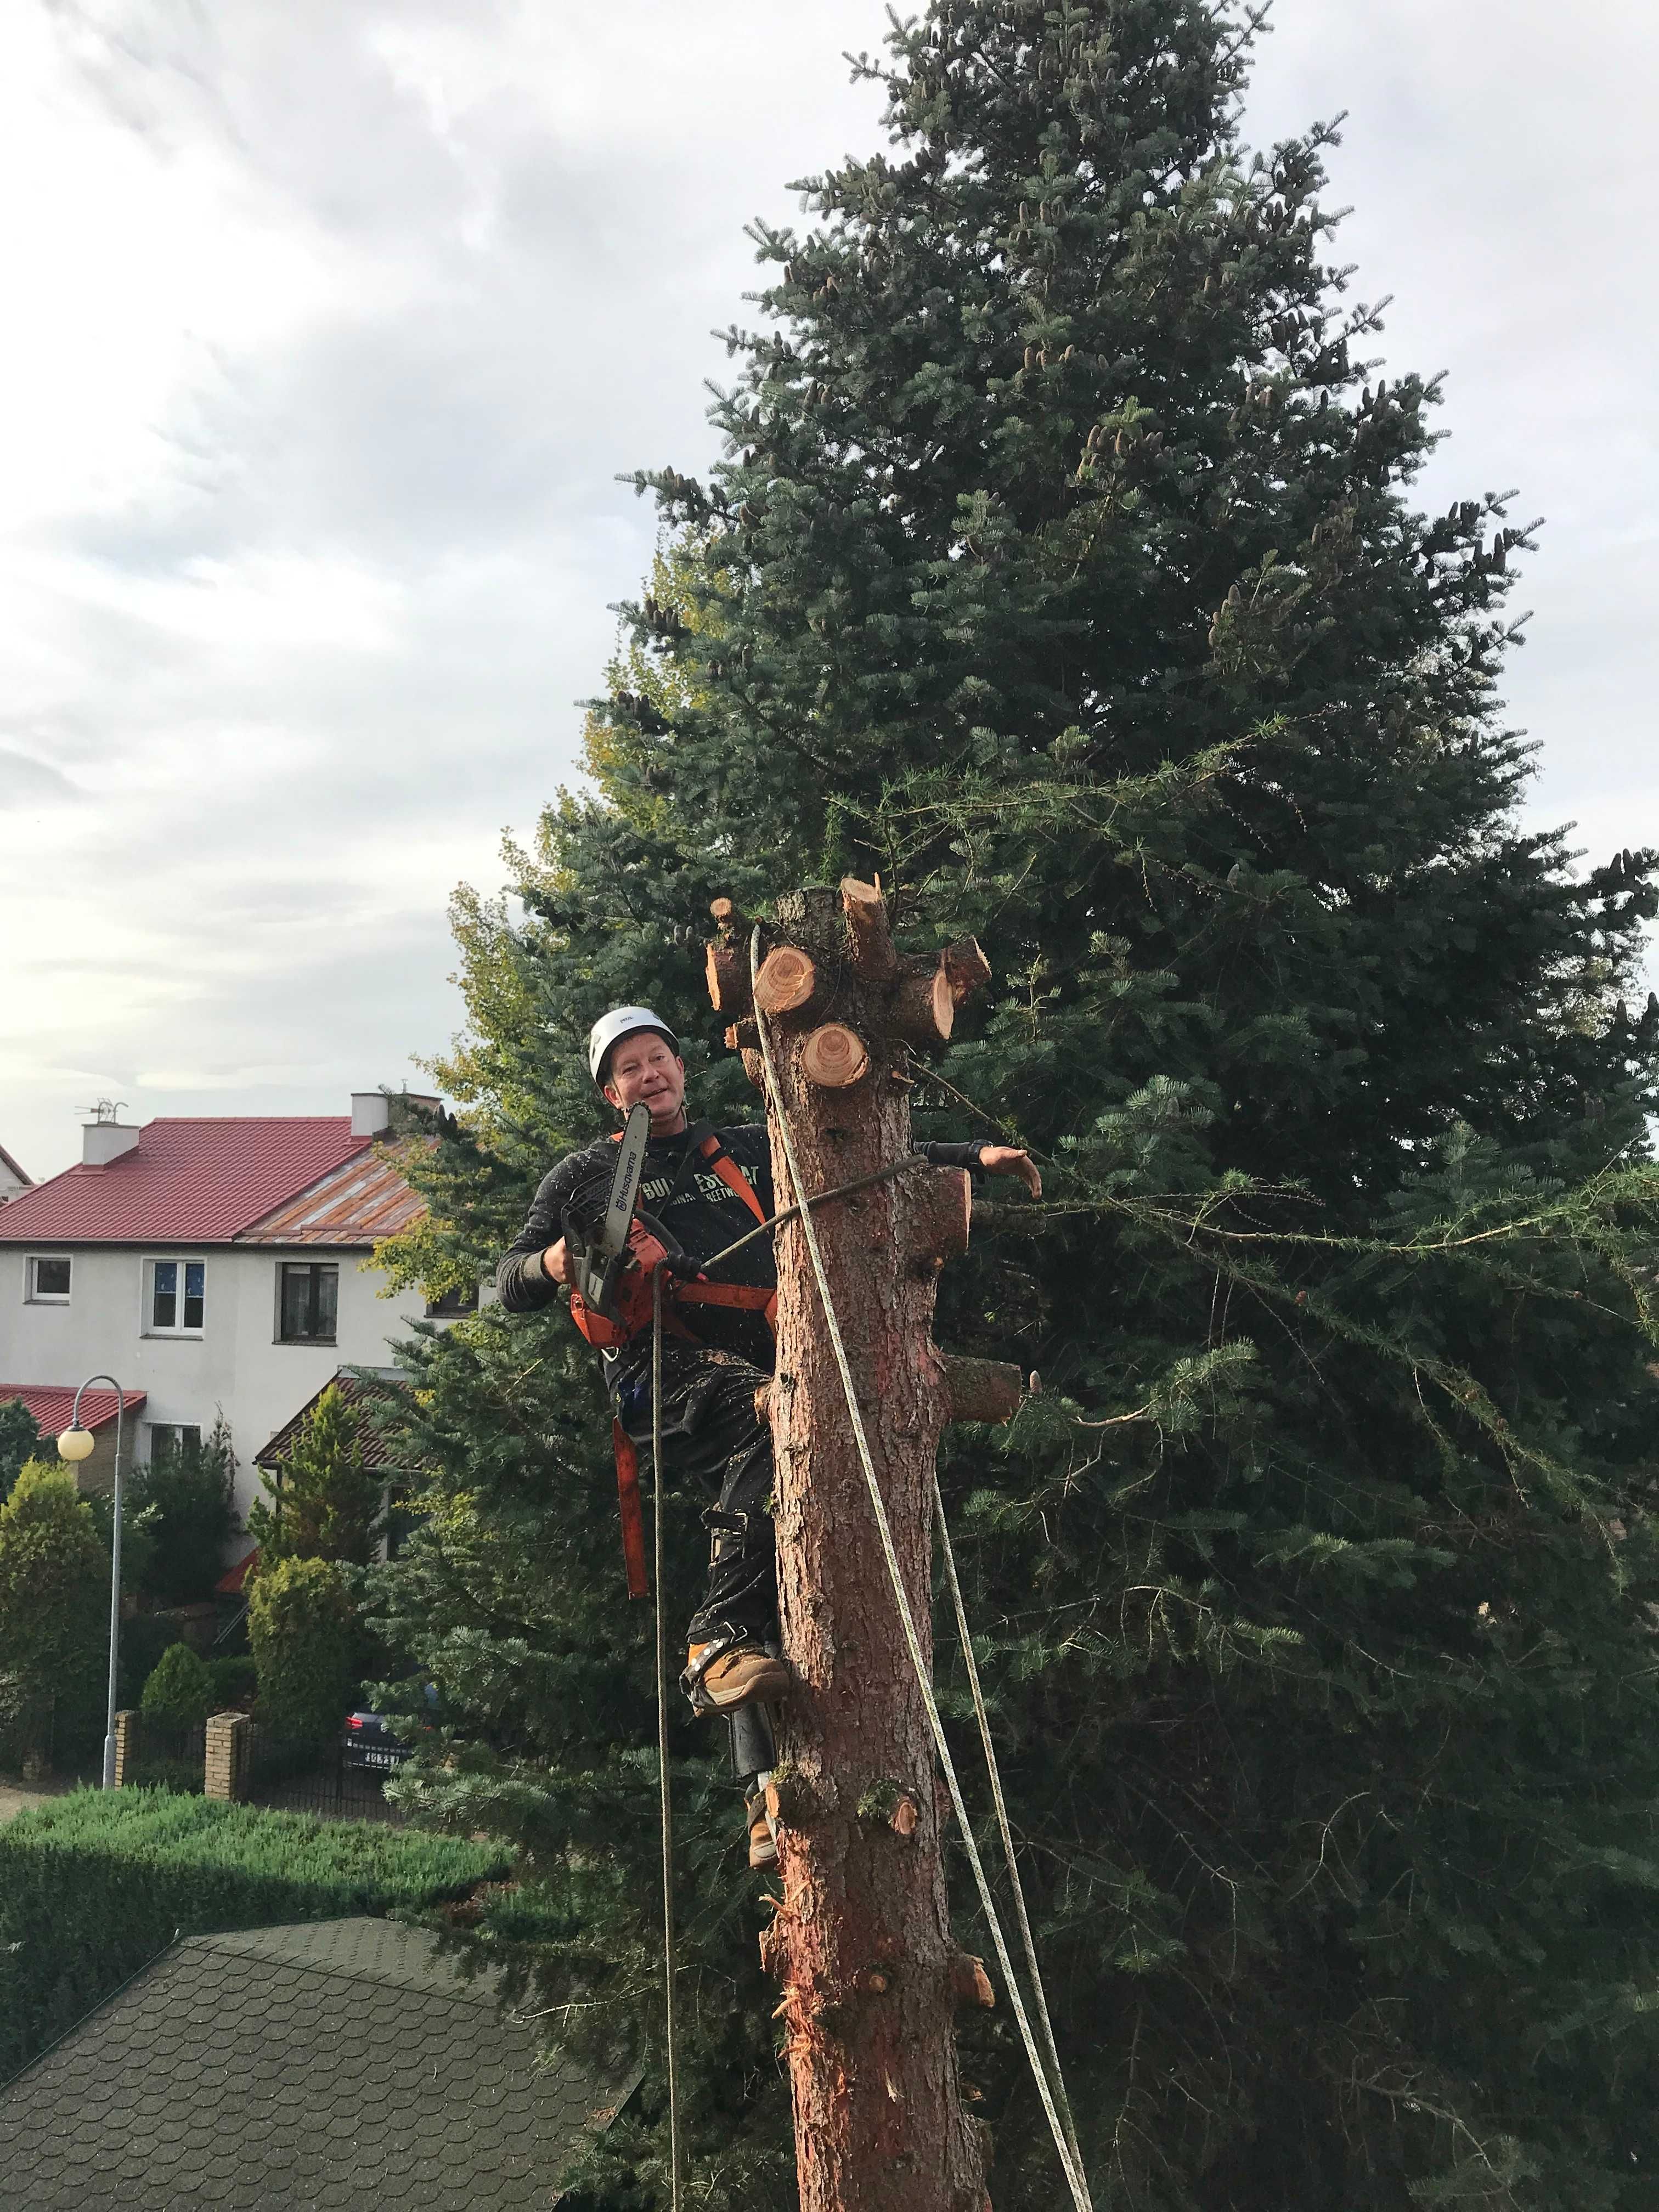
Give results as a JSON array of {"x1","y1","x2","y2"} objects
[{"x1": 496, "y1": 1006, "x2": 1038, "y2": 1737}]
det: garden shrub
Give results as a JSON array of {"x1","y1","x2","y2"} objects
[
  {"x1": 247, "y1": 1555, "x2": 359, "y2": 1747},
  {"x1": 0, "y1": 1788, "x2": 505, "y2": 2079},
  {"x1": 140, "y1": 1644, "x2": 213, "y2": 1734},
  {"x1": 0, "y1": 1463, "x2": 108, "y2": 1769},
  {"x1": 207, "y1": 1654, "x2": 257, "y2": 1707},
  {"x1": 126, "y1": 1418, "x2": 236, "y2": 1607},
  {"x1": 0, "y1": 1398, "x2": 39, "y2": 1505}
]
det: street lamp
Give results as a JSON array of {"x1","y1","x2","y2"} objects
[{"x1": 57, "y1": 1375, "x2": 127, "y2": 1789}]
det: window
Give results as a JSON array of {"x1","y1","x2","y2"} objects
[
  {"x1": 424, "y1": 1283, "x2": 480, "y2": 1319},
  {"x1": 146, "y1": 1259, "x2": 206, "y2": 1334},
  {"x1": 25, "y1": 1256, "x2": 71, "y2": 1303},
  {"x1": 278, "y1": 1262, "x2": 338, "y2": 1344},
  {"x1": 148, "y1": 1423, "x2": 202, "y2": 1462}
]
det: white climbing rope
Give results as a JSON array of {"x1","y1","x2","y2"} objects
[
  {"x1": 933, "y1": 1480, "x2": 1086, "y2": 2188},
  {"x1": 651, "y1": 1267, "x2": 685, "y2": 2211},
  {"x1": 750, "y1": 930, "x2": 1094, "y2": 2212}
]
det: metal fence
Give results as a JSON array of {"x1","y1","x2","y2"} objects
[
  {"x1": 244, "y1": 1725, "x2": 411, "y2": 1825},
  {"x1": 127, "y1": 1717, "x2": 208, "y2": 1791}
]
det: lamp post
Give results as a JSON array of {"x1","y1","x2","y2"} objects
[{"x1": 57, "y1": 1376, "x2": 127, "y2": 1789}]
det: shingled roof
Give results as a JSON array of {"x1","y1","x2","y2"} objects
[
  {"x1": 254, "y1": 1367, "x2": 431, "y2": 1475},
  {"x1": 0, "y1": 1916, "x2": 636, "y2": 2210}
]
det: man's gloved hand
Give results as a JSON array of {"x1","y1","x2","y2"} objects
[{"x1": 978, "y1": 1145, "x2": 1042, "y2": 1198}]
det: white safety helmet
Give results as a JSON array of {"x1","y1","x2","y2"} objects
[{"x1": 586, "y1": 1005, "x2": 681, "y2": 1090}]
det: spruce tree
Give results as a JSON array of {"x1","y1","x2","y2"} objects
[{"x1": 374, "y1": 4, "x2": 1659, "y2": 2204}]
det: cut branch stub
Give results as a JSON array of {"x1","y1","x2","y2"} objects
[
  {"x1": 841, "y1": 876, "x2": 899, "y2": 983},
  {"x1": 906, "y1": 1167, "x2": 972, "y2": 1268},
  {"x1": 939, "y1": 1353, "x2": 1023, "y2": 1426},
  {"x1": 940, "y1": 938, "x2": 991, "y2": 1007},
  {"x1": 893, "y1": 957, "x2": 956, "y2": 1052},
  {"x1": 707, "y1": 940, "x2": 752, "y2": 1019},
  {"x1": 951, "y1": 1956, "x2": 996, "y2": 2011},
  {"x1": 724, "y1": 1020, "x2": 760, "y2": 1051},
  {"x1": 709, "y1": 895, "x2": 749, "y2": 938},
  {"x1": 755, "y1": 945, "x2": 819, "y2": 1018},
  {"x1": 802, "y1": 1023, "x2": 870, "y2": 1089}
]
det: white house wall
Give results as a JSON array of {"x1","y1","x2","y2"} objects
[{"x1": 0, "y1": 1245, "x2": 432, "y2": 1525}]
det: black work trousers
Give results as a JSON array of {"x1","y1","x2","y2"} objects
[{"x1": 615, "y1": 1341, "x2": 776, "y2": 1647}]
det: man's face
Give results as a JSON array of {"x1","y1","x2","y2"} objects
[{"x1": 602, "y1": 1031, "x2": 687, "y2": 1133}]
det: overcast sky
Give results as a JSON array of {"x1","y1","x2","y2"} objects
[{"x1": 2, "y1": 1, "x2": 1653, "y2": 1181}]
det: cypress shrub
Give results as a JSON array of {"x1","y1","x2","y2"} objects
[
  {"x1": 139, "y1": 1644, "x2": 213, "y2": 1734},
  {"x1": 248, "y1": 1556, "x2": 359, "y2": 1748}
]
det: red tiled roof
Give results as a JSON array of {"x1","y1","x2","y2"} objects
[
  {"x1": 236, "y1": 1141, "x2": 428, "y2": 1248},
  {"x1": 216, "y1": 1546, "x2": 259, "y2": 1595},
  {"x1": 0, "y1": 1120, "x2": 373, "y2": 1245},
  {"x1": 0, "y1": 1386, "x2": 146, "y2": 1439}
]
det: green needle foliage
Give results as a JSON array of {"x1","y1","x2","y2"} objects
[
  {"x1": 373, "y1": 5, "x2": 1659, "y2": 2205},
  {"x1": 0, "y1": 1397, "x2": 39, "y2": 1506},
  {"x1": 247, "y1": 1386, "x2": 386, "y2": 1570}
]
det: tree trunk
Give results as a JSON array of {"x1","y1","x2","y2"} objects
[{"x1": 718, "y1": 884, "x2": 991, "y2": 2212}]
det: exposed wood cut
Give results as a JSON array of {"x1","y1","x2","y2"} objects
[
  {"x1": 755, "y1": 945, "x2": 820, "y2": 1017},
  {"x1": 840, "y1": 876, "x2": 899, "y2": 981},
  {"x1": 801, "y1": 1024, "x2": 870, "y2": 1089},
  {"x1": 893, "y1": 960, "x2": 956, "y2": 1051}
]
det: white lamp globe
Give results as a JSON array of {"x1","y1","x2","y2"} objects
[{"x1": 57, "y1": 1427, "x2": 95, "y2": 1463}]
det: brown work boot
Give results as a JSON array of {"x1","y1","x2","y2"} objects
[
  {"x1": 745, "y1": 1789, "x2": 777, "y2": 1870},
  {"x1": 685, "y1": 1639, "x2": 791, "y2": 1713}
]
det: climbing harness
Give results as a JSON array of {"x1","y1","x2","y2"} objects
[{"x1": 749, "y1": 927, "x2": 1096, "y2": 2212}]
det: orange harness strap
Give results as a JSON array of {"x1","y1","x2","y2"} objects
[{"x1": 611, "y1": 1419, "x2": 648, "y2": 1600}]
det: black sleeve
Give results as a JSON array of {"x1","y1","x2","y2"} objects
[
  {"x1": 912, "y1": 1138, "x2": 989, "y2": 1174},
  {"x1": 494, "y1": 1148, "x2": 613, "y2": 1314}
]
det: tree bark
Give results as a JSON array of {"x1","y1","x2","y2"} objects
[{"x1": 716, "y1": 882, "x2": 990, "y2": 2212}]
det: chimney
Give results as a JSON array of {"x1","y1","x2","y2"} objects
[
  {"x1": 83, "y1": 1121, "x2": 140, "y2": 1166},
  {"x1": 351, "y1": 1092, "x2": 391, "y2": 1138},
  {"x1": 351, "y1": 1090, "x2": 442, "y2": 1138}
]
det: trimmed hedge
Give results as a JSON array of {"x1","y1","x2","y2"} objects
[{"x1": 0, "y1": 1788, "x2": 506, "y2": 2081}]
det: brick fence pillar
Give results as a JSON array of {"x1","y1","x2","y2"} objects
[
  {"x1": 204, "y1": 1711, "x2": 250, "y2": 1803},
  {"x1": 111, "y1": 1709, "x2": 139, "y2": 1788}
]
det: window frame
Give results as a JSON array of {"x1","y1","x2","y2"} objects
[
  {"x1": 275, "y1": 1260, "x2": 340, "y2": 1346},
  {"x1": 424, "y1": 1283, "x2": 481, "y2": 1320},
  {"x1": 143, "y1": 1256, "x2": 208, "y2": 1338},
  {"x1": 24, "y1": 1255, "x2": 72, "y2": 1305},
  {"x1": 146, "y1": 1422, "x2": 203, "y2": 1463}
]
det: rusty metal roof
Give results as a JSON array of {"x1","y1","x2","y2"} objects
[{"x1": 235, "y1": 1142, "x2": 427, "y2": 1248}]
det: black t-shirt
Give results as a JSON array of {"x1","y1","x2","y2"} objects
[{"x1": 495, "y1": 1119, "x2": 986, "y2": 1374}]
